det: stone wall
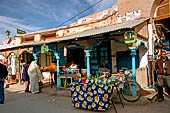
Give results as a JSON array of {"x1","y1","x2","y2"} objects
[{"x1": 118, "y1": 0, "x2": 161, "y2": 18}]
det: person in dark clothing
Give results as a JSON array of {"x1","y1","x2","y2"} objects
[
  {"x1": 155, "y1": 51, "x2": 170, "y2": 102},
  {"x1": 99, "y1": 61, "x2": 110, "y2": 78},
  {"x1": 100, "y1": 61, "x2": 110, "y2": 69},
  {"x1": 0, "y1": 61, "x2": 8, "y2": 104},
  {"x1": 22, "y1": 62, "x2": 30, "y2": 93}
]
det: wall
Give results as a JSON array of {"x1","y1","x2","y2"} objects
[
  {"x1": 118, "y1": 0, "x2": 160, "y2": 18},
  {"x1": 111, "y1": 36, "x2": 148, "y2": 73},
  {"x1": 14, "y1": 0, "x2": 160, "y2": 47},
  {"x1": 138, "y1": 45, "x2": 148, "y2": 62},
  {"x1": 136, "y1": 67, "x2": 148, "y2": 88},
  {"x1": 111, "y1": 39, "x2": 129, "y2": 73}
]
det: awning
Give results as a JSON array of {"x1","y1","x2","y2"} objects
[
  {"x1": 0, "y1": 44, "x2": 22, "y2": 51},
  {"x1": 1, "y1": 18, "x2": 148, "y2": 50},
  {"x1": 40, "y1": 18, "x2": 148, "y2": 44}
]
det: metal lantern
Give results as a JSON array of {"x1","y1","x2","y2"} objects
[
  {"x1": 124, "y1": 31, "x2": 137, "y2": 44},
  {"x1": 41, "y1": 44, "x2": 49, "y2": 53}
]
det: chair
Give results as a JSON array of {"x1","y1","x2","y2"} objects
[
  {"x1": 58, "y1": 76, "x2": 65, "y2": 87},
  {"x1": 58, "y1": 75, "x2": 73, "y2": 88},
  {"x1": 65, "y1": 76, "x2": 73, "y2": 87}
]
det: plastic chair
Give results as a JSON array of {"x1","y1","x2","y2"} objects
[
  {"x1": 58, "y1": 76, "x2": 65, "y2": 87},
  {"x1": 58, "y1": 75, "x2": 73, "y2": 88},
  {"x1": 66, "y1": 76, "x2": 73, "y2": 87}
]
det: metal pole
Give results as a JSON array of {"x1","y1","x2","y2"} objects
[
  {"x1": 147, "y1": 52, "x2": 152, "y2": 88},
  {"x1": 33, "y1": 53, "x2": 38, "y2": 63},
  {"x1": 55, "y1": 52, "x2": 60, "y2": 88},
  {"x1": 130, "y1": 47, "x2": 137, "y2": 96},
  {"x1": 18, "y1": 55, "x2": 21, "y2": 84},
  {"x1": 85, "y1": 50, "x2": 91, "y2": 78}
]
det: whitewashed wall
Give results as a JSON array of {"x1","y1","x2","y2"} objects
[
  {"x1": 111, "y1": 39, "x2": 148, "y2": 73},
  {"x1": 111, "y1": 40, "x2": 129, "y2": 73}
]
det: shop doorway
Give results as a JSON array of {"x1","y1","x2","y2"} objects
[
  {"x1": 67, "y1": 48, "x2": 85, "y2": 68},
  {"x1": 116, "y1": 50, "x2": 139, "y2": 72},
  {"x1": 90, "y1": 41, "x2": 112, "y2": 76}
]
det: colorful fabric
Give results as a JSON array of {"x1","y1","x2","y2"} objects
[
  {"x1": 22, "y1": 65, "x2": 29, "y2": 81},
  {"x1": 70, "y1": 83, "x2": 113, "y2": 111},
  {"x1": 25, "y1": 81, "x2": 30, "y2": 91}
]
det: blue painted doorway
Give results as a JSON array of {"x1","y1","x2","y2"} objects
[
  {"x1": 116, "y1": 50, "x2": 139, "y2": 72},
  {"x1": 90, "y1": 40, "x2": 112, "y2": 76}
]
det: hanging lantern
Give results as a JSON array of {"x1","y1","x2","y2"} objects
[
  {"x1": 124, "y1": 31, "x2": 137, "y2": 44},
  {"x1": 41, "y1": 44, "x2": 49, "y2": 53}
]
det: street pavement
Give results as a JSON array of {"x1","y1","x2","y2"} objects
[{"x1": 0, "y1": 83, "x2": 170, "y2": 113}]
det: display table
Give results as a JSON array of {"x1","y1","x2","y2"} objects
[{"x1": 70, "y1": 83, "x2": 113, "y2": 111}]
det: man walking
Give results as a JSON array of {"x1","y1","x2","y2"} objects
[
  {"x1": 155, "y1": 51, "x2": 170, "y2": 102},
  {"x1": 0, "y1": 61, "x2": 8, "y2": 104}
]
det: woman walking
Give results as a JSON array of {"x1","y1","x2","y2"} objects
[
  {"x1": 22, "y1": 61, "x2": 30, "y2": 92},
  {"x1": 28, "y1": 61, "x2": 43, "y2": 94}
]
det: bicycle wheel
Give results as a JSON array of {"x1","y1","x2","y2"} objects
[{"x1": 121, "y1": 80, "x2": 142, "y2": 102}]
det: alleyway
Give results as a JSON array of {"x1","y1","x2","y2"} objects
[{"x1": 0, "y1": 84, "x2": 170, "y2": 113}]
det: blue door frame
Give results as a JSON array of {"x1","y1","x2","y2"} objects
[
  {"x1": 116, "y1": 50, "x2": 139, "y2": 72},
  {"x1": 90, "y1": 40, "x2": 112, "y2": 76}
]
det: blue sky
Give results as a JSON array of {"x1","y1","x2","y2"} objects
[{"x1": 0, "y1": 0, "x2": 117, "y2": 44}]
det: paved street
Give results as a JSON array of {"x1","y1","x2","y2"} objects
[{"x1": 0, "y1": 84, "x2": 170, "y2": 113}]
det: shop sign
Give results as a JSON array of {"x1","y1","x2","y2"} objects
[{"x1": 162, "y1": 40, "x2": 170, "y2": 50}]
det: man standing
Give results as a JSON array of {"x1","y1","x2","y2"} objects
[
  {"x1": 0, "y1": 61, "x2": 8, "y2": 104},
  {"x1": 155, "y1": 51, "x2": 170, "y2": 102}
]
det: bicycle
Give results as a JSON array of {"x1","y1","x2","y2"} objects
[{"x1": 110, "y1": 68, "x2": 142, "y2": 102}]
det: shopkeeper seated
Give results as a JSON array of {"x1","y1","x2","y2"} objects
[
  {"x1": 99, "y1": 61, "x2": 111, "y2": 78},
  {"x1": 62, "y1": 61, "x2": 79, "y2": 74},
  {"x1": 69, "y1": 61, "x2": 78, "y2": 69},
  {"x1": 68, "y1": 61, "x2": 79, "y2": 73}
]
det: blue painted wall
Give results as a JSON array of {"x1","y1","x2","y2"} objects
[
  {"x1": 116, "y1": 50, "x2": 139, "y2": 72},
  {"x1": 58, "y1": 47, "x2": 67, "y2": 66}
]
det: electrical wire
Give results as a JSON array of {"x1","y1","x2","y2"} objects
[{"x1": 57, "y1": 0, "x2": 105, "y2": 27}]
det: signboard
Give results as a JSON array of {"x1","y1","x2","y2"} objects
[
  {"x1": 124, "y1": 31, "x2": 137, "y2": 44},
  {"x1": 17, "y1": 29, "x2": 26, "y2": 34},
  {"x1": 41, "y1": 44, "x2": 49, "y2": 53},
  {"x1": 162, "y1": 40, "x2": 170, "y2": 50}
]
